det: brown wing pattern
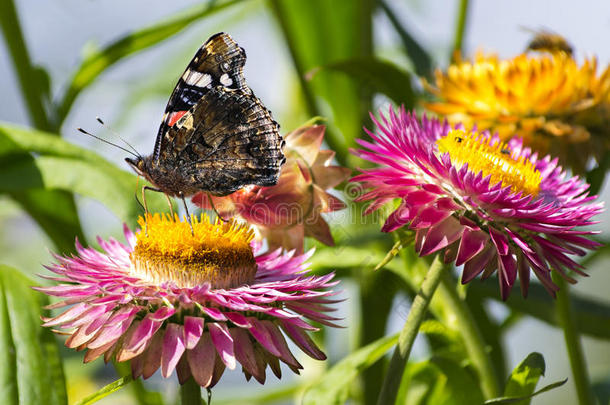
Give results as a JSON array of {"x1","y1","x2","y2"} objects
[
  {"x1": 153, "y1": 32, "x2": 249, "y2": 160},
  {"x1": 160, "y1": 86, "x2": 285, "y2": 196}
]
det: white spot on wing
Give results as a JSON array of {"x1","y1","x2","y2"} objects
[
  {"x1": 219, "y1": 73, "x2": 233, "y2": 87},
  {"x1": 182, "y1": 71, "x2": 212, "y2": 87}
]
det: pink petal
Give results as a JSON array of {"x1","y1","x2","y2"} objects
[
  {"x1": 208, "y1": 323, "x2": 236, "y2": 370},
  {"x1": 261, "y1": 320, "x2": 301, "y2": 367},
  {"x1": 161, "y1": 323, "x2": 186, "y2": 378},
  {"x1": 187, "y1": 332, "x2": 216, "y2": 387},
  {"x1": 230, "y1": 328, "x2": 265, "y2": 383},
  {"x1": 279, "y1": 320, "x2": 326, "y2": 360},
  {"x1": 142, "y1": 330, "x2": 164, "y2": 379},
  {"x1": 456, "y1": 228, "x2": 488, "y2": 266},
  {"x1": 247, "y1": 317, "x2": 281, "y2": 357},
  {"x1": 183, "y1": 316, "x2": 204, "y2": 350}
]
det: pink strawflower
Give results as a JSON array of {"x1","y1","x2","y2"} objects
[
  {"x1": 352, "y1": 107, "x2": 603, "y2": 299},
  {"x1": 37, "y1": 214, "x2": 339, "y2": 387},
  {"x1": 193, "y1": 125, "x2": 351, "y2": 253}
]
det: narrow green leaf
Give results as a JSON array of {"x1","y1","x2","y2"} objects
[
  {"x1": 484, "y1": 379, "x2": 567, "y2": 405},
  {"x1": 309, "y1": 57, "x2": 415, "y2": 108},
  {"x1": 0, "y1": 0, "x2": 51, "y2": 130},
  {"x1": 378, "y1": 0, "x2": 433, "y2": 78},
  {"x1": 0, "y1": 265, "x2": 67, "y2": 405},
  {"x1": 302, "y1": 334, "x2": 398, "y2": 405},
  {"x1": 0, "y1": 123, "x2": 168, "y2": 227},
  {"x1": 503, "y1": 352, "x2": 545, "y2": 402},
  {"x1": 55, "y1": 0, "x2": 244, "y2": 125},
  {"x1": 73, "y1": 375, "x2": 133, "y2": 405},
  {"x1": 269, "y1": 0, "x2": 375, "y2": 165}
]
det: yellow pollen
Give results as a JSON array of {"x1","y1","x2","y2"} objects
[
  {"x1": 436, "y1": 130, "x2": 541, "y2": 196},
  {"x1": 130, "y1": 213, "x2": 257, "y2": 289}
]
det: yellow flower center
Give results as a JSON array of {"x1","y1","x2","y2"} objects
[
  {"x1": 130, "y1": 214, "x2": 256, "y2": 289},
  {"x1": 436, "y1": 130, "x2": 541, "y2": 196}
]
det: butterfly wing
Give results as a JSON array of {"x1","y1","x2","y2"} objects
[
  {"x1": 159, "y1": 86, "x2": 285, "y2": 196},
  {"x1": 153, "y1": 32, "x2": 249, "y2": 161}
]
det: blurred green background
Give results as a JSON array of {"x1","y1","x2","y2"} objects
[{"x1": 1, "y1": 0, "x2": 609, "y2": 404}]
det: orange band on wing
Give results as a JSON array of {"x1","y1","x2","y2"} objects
[{"x1": 167, "y1": 110, "x2": 188, "y2": 127}]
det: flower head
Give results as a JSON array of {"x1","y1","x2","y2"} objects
[
  {"x1": 352, "y1": 107, "x2": 603, "y2": 299},
  {"x1": 193, "y1": 125, "x2": 351, "y2": 253},
  {"x1": 424, "y1": 52, "x2": 610, "y2": 173},
  {"x1": 37, "y1": 214, "x2": 339, "y2": 387}
]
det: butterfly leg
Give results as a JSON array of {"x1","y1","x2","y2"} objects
[
  {"x1": 142, "y1": 185, "x2": 163, "y2": 235},
  {"x1": 207, "y1": 192, "x2": 229, "y2": 222},
  {"x1": 179, "y1": 192, "x2": 194, "y2": 235},
  {"x1": 164, "y1": 193, "x2": 175, "y2": 220}
]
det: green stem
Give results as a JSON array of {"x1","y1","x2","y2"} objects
[
  {"x1": 180, "y1": 379, "x2": 202, "y2": 405},
  {"x1": 0, "y1": 0, "x2": 51, "y2": 130},
  {"x1": 438, "y1": 273, "x2": 500, "y2": 398},
  {"x1": 451, "y1": 0, "x2": 470, "y2": 62},
  {"x1": 377, "y1": 255, "x2": 446, "y2": 405},
  {"x1": 553, "y1": 273, "x2": 594, "y2": 405}
]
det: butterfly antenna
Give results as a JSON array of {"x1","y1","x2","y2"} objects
[
  {"x1": 96, "y1": 117, "x2": 142, "y2": 158},
  {"x1": 77, "y1": 127, "x2": 139, "y2": 158}
]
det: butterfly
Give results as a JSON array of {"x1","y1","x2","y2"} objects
[{"x1": 125, "y1": 32, "x2": 285, "y2": 210}]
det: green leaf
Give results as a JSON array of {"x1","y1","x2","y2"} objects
[
  {"x1": 302, "y1": 333, "x2": 398, "y2": 405},
  {"x1": 0, "y1": 264, "x2": 67, "y2": 405},
  {"x1": 0, "y1": 123, "x2": 168, "y2": 227},
  {"x1": 73, "y1": 375, "x2": 133, "y2": 405},
  {"x1": 469, "y1": 277, "x2": 610, "y2": 339},
  {"x1": 55, "y1": 0, "x2": 244, "y2": 126},
  {"x1": 269, "y1": 0, "x2": 376, "y2": 166},
  {"x1": 484, "y1": 379, "x2": 567, "y2": 405},
  {"x1": 586, "y1": 151, "x2": 610, "y2": 196},
  {"x1": 308, "y1": 57, "x2": 415, "y2": 108},
  {"x1": 399, "y1": 357, "x2": 485, "y2": 405},
  {"x1": 10, "y1": 189, "x2": 86, "y2": 254},
  {"x1": 378, "y1": 0, "x2": 433, "y2": 78},
  {"x1": 503, "y1": 352, "x2": 545, "y2": 402},
  {"x1": 0, "y1": 0, "x2": 51, "y2": 130}
]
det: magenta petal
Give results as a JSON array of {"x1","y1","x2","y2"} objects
[
  {"x1": 176, "y1": 355, "x2": 192, "y2": 384},
  {"x1": 230, "y1": 328, "x2": 265, "y2": 383},
  {"x1": 225, "y1": 312, "x2": 251, "y2": 328},
  {"x1": 183, "y1": 316, "x2": 204, "y2": 350},
  {"x1": 279, "y1": 320, "x2": 326, "y2": 360},
  {"x1": 462, "y1": 244, "x2": 495, "y2": 284},
  {"x1": 187, "y1": 332, "x2": 216, "y2": 387},
  {"x1": 261, "y1": 320, "x2": 301, "y2": 368},
  {"x1": 489, "y1": 228, "x2": 510, "y2": 256},
  {"x1": 456, "y1": 228, "x2": 488, "y2": 266},
  {"x1": 142, "y1": 329, "x2": 164, "y2": 379},
  {"x1": 124, "y1": 309, "x2": 168, "y2": 353},
  {"x1": 247, "y1": 318, "x2": 282, "y2": 357},
  {"x1": 161, "y1": 323, "x2": 186, "y2": 378},
  {"x1": 419, "y1": 217, "x2": 464, "y2": 256},
  {"x1": 42, "y1": 302, "x2": 89, "y2": 327},
  {"x1": 208, "y1": 323, "x2": 236, "y2": 370},
  {"x1": 498, "y1": 254, "x2": 517, "y2": 301}
]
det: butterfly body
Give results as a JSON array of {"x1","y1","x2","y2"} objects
[{"x1": 126, "y1": 32, "x2": 285, "y2": 197}]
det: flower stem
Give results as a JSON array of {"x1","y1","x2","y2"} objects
[
  {"x1": 438, "y1": 273, "x2": 500, "y2": 398},
  {"x1": 180, "y1": 379, "x2": 202, "y2": 405},
  {"x1": 553, "y1": 273, "x2": 594, "y2": 405},
  {"x1": 451, "y1": 0, "x2": 470, "y2": 62},
  {"x1": 377, "y1": 255, "x2": 446, "y2": 405}
]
